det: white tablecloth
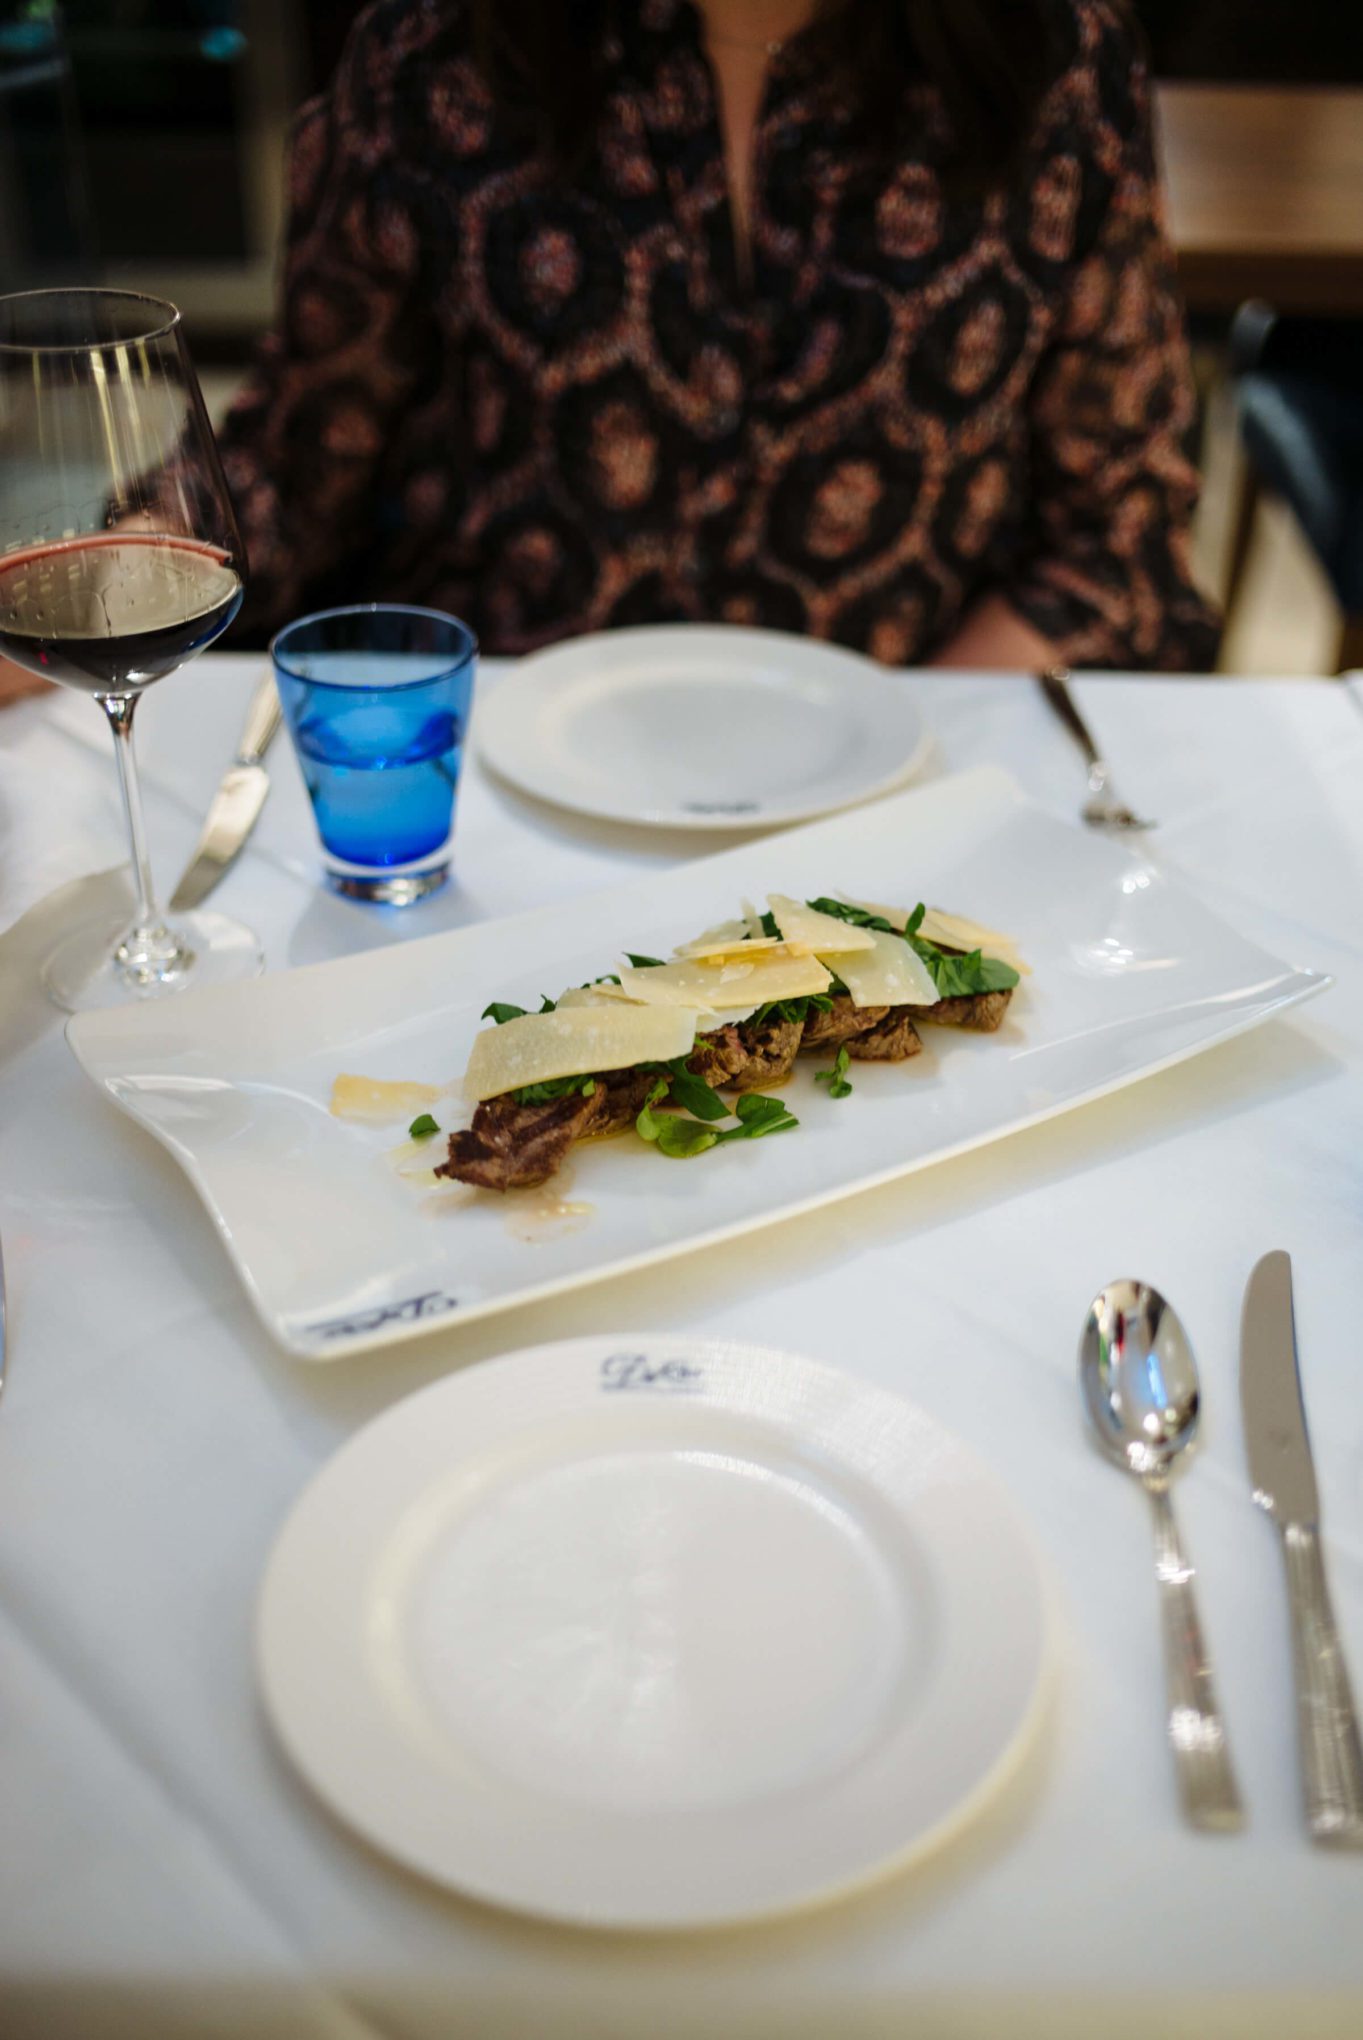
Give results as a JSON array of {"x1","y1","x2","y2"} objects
[{"x1": 2, "y1": 660, "x2": 1363, "y2": 2040}]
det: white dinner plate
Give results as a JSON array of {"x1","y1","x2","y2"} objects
[
  {"x1": 65, "y1": 765, "x2": 1330, "y2": 1360},
  {"x1": 257, "y1": 1334, "x2": 1052, "y2": 1929},
  {"x1": 474, "y1": 624, "x2": 931, "y2": 828}
]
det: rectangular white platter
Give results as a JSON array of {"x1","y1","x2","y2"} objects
[{"x1": 66, "y1": 766, "x2": 1329, "y2": 1359}]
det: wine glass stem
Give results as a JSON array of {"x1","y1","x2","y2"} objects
[
  {"x1": 101, "y1": 692, "x2": 159, "y2": 926},
  {"x1": 99, "y1": 691, "x2": 192, "y2": 985}
]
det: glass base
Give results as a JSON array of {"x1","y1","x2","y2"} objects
[
  {"x1": 325, "y1": 861, "x2": 449, "y2": 906},
  {"x1": 42, "y1": 908, "x2": 265, "y2": 1012}
]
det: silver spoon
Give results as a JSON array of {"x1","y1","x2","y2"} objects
[{"x1": 1081, "y1": 1280, "x2": 1244, "y2": 1831}]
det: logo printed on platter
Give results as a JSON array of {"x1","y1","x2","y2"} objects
[{"x1": 600, "y1": 1351, "x2": 704, "y2": 1393}]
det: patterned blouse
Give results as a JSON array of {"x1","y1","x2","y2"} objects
[{"x1": 217, "y1": 0, "x2": 1219, "y2": 669}]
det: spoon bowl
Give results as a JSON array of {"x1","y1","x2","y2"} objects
[{"x1": 1081, "y1": 1278, "x2": 1201, "y2": 1482}]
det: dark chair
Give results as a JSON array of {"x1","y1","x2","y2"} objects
[{"x1": 1225, "y1": 302, "x2": 1363, "y2": 672}]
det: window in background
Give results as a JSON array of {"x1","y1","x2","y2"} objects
[
  {"x1": 0, "y1": 1, "x2": 93, "y2": 287},
  {"x1": 0, "y1": 0, "x2": 300, "y2": 340}
]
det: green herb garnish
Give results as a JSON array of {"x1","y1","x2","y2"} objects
[
  {"x1": 481, "y1": 993, "x2": 558, "y2": 1024},
  {"x1": 805, "y1": 896, "x2": 898, "y2": 935},
  {"x1": 664, "y1": 1057, "x2": 730, "y2": 1121},
  {"x1": 808, "y1": 896, "x2": 1019, "y2": 996},
  {"x1": 719, "y1": 1093, "x2": 798, "y2": 1140},
  {"x1": 625, "y1": 953, "x2": 665, "y2": 969},
  {"x1": 634, "y1": 1073, "x2": 797, "y2": 1159},
  {"x1": 749, "y1": 991, "x2": 834, "y2": 1031},
  {"x1": 635, "y1": 1077, "x2": 673, "y2": 1142},
  {"x1": 655, "y1": 1116, "x2": 720, "y2": 1158},
  {"x1": 509, "y1": 1073, "x2": 597, "y2": 1105},
  {"x1": 407, "y1": 1112, "x2": 440, "y2": 1139},
  {"x1": 815, "y1": 1046, "x2": 853, "y2": 1100}
]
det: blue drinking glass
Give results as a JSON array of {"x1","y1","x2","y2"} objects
[{"x1": 271, "y1": 605, "x2": 477, "y2": 904}]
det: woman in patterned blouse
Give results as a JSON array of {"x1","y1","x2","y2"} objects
[{"x1": 0, "y1": 0, "x2": 1222, "y2": 700}]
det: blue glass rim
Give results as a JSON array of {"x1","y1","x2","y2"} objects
[{"x1": 269, "y1": 603, "x2": 479, "y2": 693}]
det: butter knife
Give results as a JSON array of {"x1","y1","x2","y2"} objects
[
  {"x1": 169, "y1": 674, "x2": 282, "y2": 911},
  {"x1": 1241, "y1": 1250, "x2": 1363, "y2": 1847}
]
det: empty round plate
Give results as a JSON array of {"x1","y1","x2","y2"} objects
[
  {"x1": 475, "y1": 625, "x2": 931, "y2": 829},
  {"x1": 257, "y1": 1335, "x2": 1052, "y2": 1929}
]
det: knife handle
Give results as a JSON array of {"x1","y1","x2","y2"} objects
[
  {"x1": 1283, "y1": 1523, "x2": 1363, "y2": 1847},
  {"x1": 238, "y1": 674, "x2": 282, "y2": 764}
]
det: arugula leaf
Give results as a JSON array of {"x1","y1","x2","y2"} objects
[
  {"x1": 509, "y1": 1073, "x2": 597, "y2": 1105},
  {"x1": 665, "y1": 1058, "x2": 730, "y2": 1121},
  {"x1": 635, "y1": 1077, "x2": 672, "y2": 1142},
  {"x1": 481, "y1": 992, "x2": 558, "y2": 1025},
  {"x1": 907, "y1": 935, "x2": 1019, "y2": 997},
  {"x1": 757, "y1": 910, "x2": 780, "y2": 939},
  {"x1": 805, "y1": 896, "x2": 898, "y2": 935},
  {"x1": 654, "y1": 1117, "x2": 720, "y2": 1158},
  {"x1": 749, "y1": 991, "x2": 834, "y2": 1031},
  {"x1": 625, "y1": 953, "x2": 665, "y2": 969},
  {"x1": 807, "y1": 895, "x2": 1019, "y2": 996},
  {"x1": 715, "y1": 1093, "x2": 799, "y2": 1141},
  {"x1": 588, "y1": 973, "x2": 621, "y2": 987},
  {"x1": 815, "y1": 1046, "x2": 853, "y2": 1100},
  {"x1": 408, "y1": 1112, "x2": 440, "y2": 1139}
]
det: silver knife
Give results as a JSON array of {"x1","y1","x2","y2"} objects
[
  {"x1": 1241, "y1": 1250, "x2": 1363, "y2": 1847},
  {"x1": 169, "y1": 673, "x2": 283, "y2": 911}
]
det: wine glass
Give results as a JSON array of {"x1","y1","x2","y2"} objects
[{"x1": 0, "y1": 288, "x2": 263, "y2": 1009}]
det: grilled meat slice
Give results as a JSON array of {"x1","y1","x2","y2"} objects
[
  {"x1": 588, "y1": 1065, "x2": 662, "y2": 1134},
  {"x1": 436, "y1": 1088, "x2": 599, "y2": 1192},
  {"x1": 907, "y1": 989, "x2": 1013, "y2": 1033},
  {"x1": 729, "y1": 1014, "x2": 803, "y2": 1092},
  {"x1": 436, "y1": 1065, "x2": 661, "y2": 1193},
  {"x1": 687, "y1": 1014, "x2": 802, "y2": 1091},
  {"x1": 687, "y1": 1024, "x2": 751, "y2": 1087},
  {"x1": 799, "y1": 994, "x2": 888, "y2": 1052},
  {"x1": 847, "y1": 1009, "x2": 924, "y2": 1061}
]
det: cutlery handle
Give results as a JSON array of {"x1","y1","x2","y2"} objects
[
  {"x1": 1038, "y1": 667, "x2": 1101, "y2": 769},
  {"x1": 1282, "y1": 1523, "x2": 1363, "y2": 1847},
  {"x1": 1147, "y1": 1484, "x2": 1244, "y2": 1831},
  {"x1": 238, "y1": 673, "x2": 282, "y2": 765}
]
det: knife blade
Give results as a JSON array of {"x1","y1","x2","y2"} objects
[
  {"x1": 1241, "y1": 1250, "x2": 1363, "y2": 1846},
  {"x1": 169, "y1": 674, "x2": 282, "y2": 911}
]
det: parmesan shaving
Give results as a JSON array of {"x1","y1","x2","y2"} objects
[
  {"x1": 330, "y1": 1075, "x2": 444, "y2": 1123},
  {"x1": 767, "y1": 893, "x2": 877, "y2": 954},
  {"x1": 837, "y1": 895, "x2": 1029, "y2": 975},
  {"x1": 463, "y1": 1004, "x2": 702, "y2": 1103},
  {"x1": 826, "y1": 927, "x2": 940, "y2": 1008},
  {"x1": 917, "y1": 908, "x2": 1030, "y2": 976},
  {"x1": 602, "y1": 947, "x2": 832, "y2": 1011}
]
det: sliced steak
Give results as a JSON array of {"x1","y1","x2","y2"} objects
[
  {"x1": 687, "y1": 1016, "x2": 801, "y2": 1092},
  {"x1": 437, "y1": 1089, "x2": 599, "y2": 1192},
  {"x1": 436, "y1": 1065, "x2": 662, "y2": 1193},
  {"x1": 687, "y1": 1024, "x2": 751, "y2": 1087},
  {"x1": 587, "y1": 1065, "x2": 661, "y2": 1135},
  {"x1": 847, "y1": 1008, "x2": 924, "y2": 1061},
  {"x1": 907, "y1": 989, "x2": 1013, "y2": 1033},
  {"x1": 728, "y1": 1013, "x2": 803, "y2": 1092},
  {"x1": 799, "y1": 994, "x2": 888, "y2": 1052}
]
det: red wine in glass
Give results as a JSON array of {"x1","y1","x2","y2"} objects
[
  {"x1": 0, "y1": 289, "x2": 262, "y2": 1009},
  {"x1": 0, "y1": 533, "x2": 243, "y2": 692}
]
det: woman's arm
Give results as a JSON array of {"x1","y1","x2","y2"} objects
[
  {"x1": 930, "y1": 592, "x2": 1059, "y2": 671},
  {"x1": 0, "y1": 656, "x2": 52, "y2": 704},
  {"x1": 215, "y1": 6, "x2": 435, "y2": 639},
  {"x1": 989, "y1": 3, "x2": 1219, "y2": 672}
]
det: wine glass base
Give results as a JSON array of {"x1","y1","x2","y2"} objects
[{"x1": 42, "y1": 909, "x2": 264, "y2": 1012}]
